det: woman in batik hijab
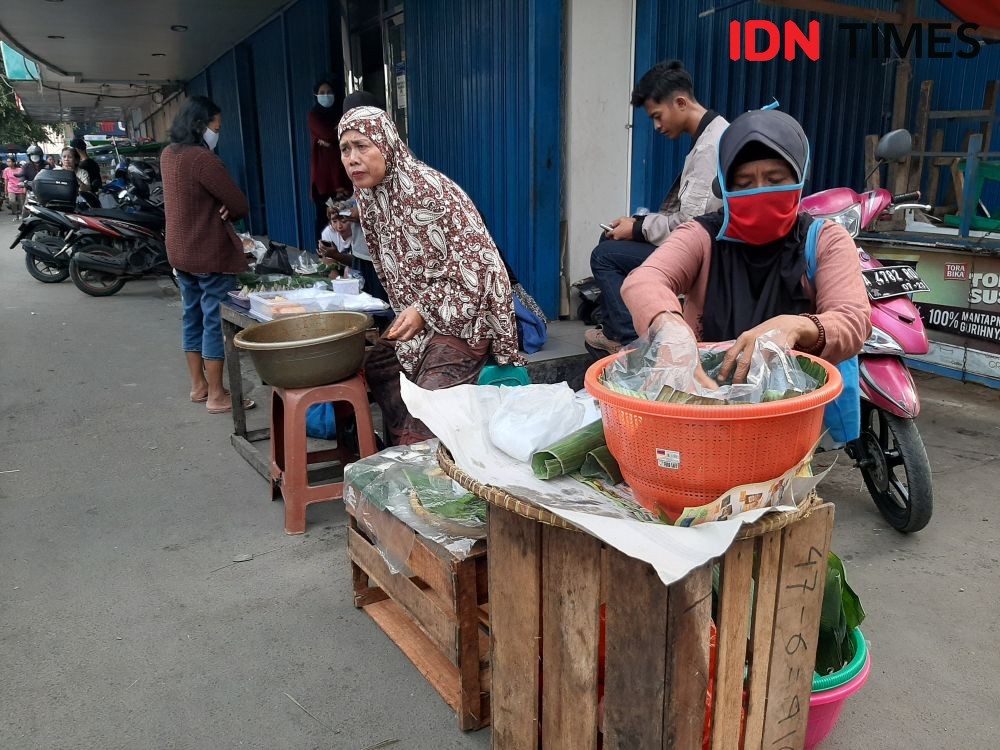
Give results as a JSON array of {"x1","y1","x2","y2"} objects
[{"x1": 338, "y1": 106, "x2": 522, "y2": 446}]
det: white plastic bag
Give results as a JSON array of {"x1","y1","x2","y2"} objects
[{"x1": 489, "y1": 383, "x2": 587, "y2": 462}]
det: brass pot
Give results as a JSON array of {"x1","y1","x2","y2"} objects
[{"x1": 234, "y1": 311, "x2": 371, "y2": 389}]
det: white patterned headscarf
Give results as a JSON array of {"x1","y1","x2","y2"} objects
[{"x1": 338, "y1": 106, "x2": 521, "y2": 374}]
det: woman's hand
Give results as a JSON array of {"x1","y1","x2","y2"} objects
[
  {"x1": 649, "y1": 312, "x2": 719, "y2": 391},
  {"x1": 718, "y1": 314, "x2": 820, "y2": 383},
  {"x1": 317, "y1": 139, "x2": 331, "y2": 148},
  {"x1": 384, "y1": 307, "x2": 425, "y2": 342},
  {"x1": 219, "y1": 205, "x2": 230, "y2": 222}
]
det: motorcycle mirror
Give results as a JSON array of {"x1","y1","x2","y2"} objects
[{"x1": 875, "y1": 129, "x2": 912, "y2": 162}]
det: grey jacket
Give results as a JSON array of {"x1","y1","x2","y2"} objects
[{"x1": 637, "y1": 111, "x2": 728, "y2": 246}]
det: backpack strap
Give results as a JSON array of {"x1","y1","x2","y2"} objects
[{"x1": 804, "y1": 218, "x2": 825, "y2": 283}]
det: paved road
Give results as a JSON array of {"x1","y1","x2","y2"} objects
[{"x1": 1, "y1": 218, "x2": 997, "y2": 749}]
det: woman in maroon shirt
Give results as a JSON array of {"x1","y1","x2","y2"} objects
[
  {"x1": 308, "y1": 75, "x2": 351, "y2": 238},
  {"x1": 161, "y1": 95, "x2": 253, "y2": 415}
]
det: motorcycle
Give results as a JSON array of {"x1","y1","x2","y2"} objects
[
  {"x1": 801, "y1": 128, "x2": 934, "y2": 533},
  {"x1": 68, "y1": 165, "x2": 172, "y2": 297},
  {"x1": 13, "y1": 165, "x2": 131, "y2": 283}
]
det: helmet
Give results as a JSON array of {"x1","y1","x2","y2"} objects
[{"x1": 27, "y1": 144, "x2": 43, "y2": 162}]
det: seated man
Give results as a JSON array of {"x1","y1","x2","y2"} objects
[{"x1": 587, "y1": 59, "x2": 728, "y2": 355}]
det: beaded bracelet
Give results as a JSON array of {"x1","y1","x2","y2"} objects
[{"x1": 799, "y1": 313, "x2": 826, "y2": 354}]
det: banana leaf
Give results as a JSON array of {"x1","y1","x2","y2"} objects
[
  {"x1": 580, "y1": 444, "x2": 623, "y2": 485},
  {"x1": 531, "y1": 420, "x2": 607, "y2": 479},
  {"x1": 795, "y1": 355, "x2": 830, "y2": 387},
  {"x1": 815, "y1": 552, "x2": 867, "y2": 676}
]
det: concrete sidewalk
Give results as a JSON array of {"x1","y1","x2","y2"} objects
[{"x1": 1, "y1": 219, "x2": 998, "y2": 749}]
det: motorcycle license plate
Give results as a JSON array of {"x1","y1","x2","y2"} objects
[{"x1": 862, "y1": 265, "x2": 930, "y2": 301}]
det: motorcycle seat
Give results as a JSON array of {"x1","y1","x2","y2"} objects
[{"x1": 83, "y1": 208, "x2": 164, "y2": 229}]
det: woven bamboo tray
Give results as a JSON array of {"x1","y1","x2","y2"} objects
[{"x1": 436, "y1": 443, "x2": 820, "y2": 539}]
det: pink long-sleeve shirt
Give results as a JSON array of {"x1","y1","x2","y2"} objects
[{"x1": 621, "y1": 220, "x2": 872, "y2": 364}]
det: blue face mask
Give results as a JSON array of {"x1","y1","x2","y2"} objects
[{"x1": 316, "y1": 94, "x2": 335, "y2": 108}]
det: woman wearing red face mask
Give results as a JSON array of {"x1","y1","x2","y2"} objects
[{"x1": 622, "y1": 108, "x2": 871, "y2": 386}]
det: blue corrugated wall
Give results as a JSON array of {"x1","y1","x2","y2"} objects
[
  {"x1": 632, "y1": 0, "x2": 896, "y2": 209},
  {"x1": 284, "y1": 0, "x2": 335, "y2": 244},
  {"x1": 207, "y1": 51, "x2": 248, "y2": 212},
  {"x1": 247, "y1": 18, "x2": 300, "y2": 248},
  {"x1": 405, "y1": 0, "x2": 563, "y2": 317},
  {"x1": 186, "y1": 71, "x2": 209, "y2": 99}
]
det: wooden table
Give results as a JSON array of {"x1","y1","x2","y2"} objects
[
  {"x1": 221, "y1": 302, "x2": 271, "y2": 478},
  {"x1": 220, "y1": 301, "x2": 389, "y2": 478}
]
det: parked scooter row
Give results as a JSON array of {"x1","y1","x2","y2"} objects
[{"x1": 11, "y1": 161, "x2": 173, "y2": 296}]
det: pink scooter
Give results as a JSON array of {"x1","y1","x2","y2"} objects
[{"x1": 801, "y1": 129, "x2": 933, "y2": 532}]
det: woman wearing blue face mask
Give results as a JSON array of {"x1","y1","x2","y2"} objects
[
  {"x1": 161, "y1": 95, "x2": 253, "y2": 415},
  {"x1": 623, "y1": 108, "x2": 871, "y2": 386},
  {"x1": 309, "y1": 74, "x2": 352, "y2": 238}
]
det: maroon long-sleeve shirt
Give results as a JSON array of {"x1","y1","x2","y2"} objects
[{"x1": 161, "y1": 144, "x2": 249, "y2": 274}]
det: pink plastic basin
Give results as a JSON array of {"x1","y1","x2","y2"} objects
[{"x1": 805, "y1": 651, "x2": 872, "y2": 749}]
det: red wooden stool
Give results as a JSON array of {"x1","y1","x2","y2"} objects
[{"x1": 270, "y1": 374, "x2": 378, "y2": 534}]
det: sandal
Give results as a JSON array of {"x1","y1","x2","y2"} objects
[
  {"x1": 207, "y1": 398, "x2": 256, "y2": 414},
  {"x1": 191, "y1": 390, "x2": 230, "y2": 403}
]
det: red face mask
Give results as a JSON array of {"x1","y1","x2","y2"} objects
[{"x1": 719, "y1": 187, "x2": 802, "y2": 245}]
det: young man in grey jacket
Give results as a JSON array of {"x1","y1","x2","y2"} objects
[{"x1": 587, "y1": 60, "x2": 728, "y2": 355}]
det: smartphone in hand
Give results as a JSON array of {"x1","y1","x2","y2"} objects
[{"x1": 599, "y1": 223, "x2": 614, "y2": 232}]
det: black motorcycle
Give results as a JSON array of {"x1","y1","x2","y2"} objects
[{"x1": 68, "y1": 166, "x2": 170, "y2": 297}]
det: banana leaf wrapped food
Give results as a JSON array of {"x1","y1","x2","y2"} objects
[{"x1": 344, "y1": 440, "x2": 485, "y2": 569}]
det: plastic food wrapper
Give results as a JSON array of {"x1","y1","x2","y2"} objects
[
  {"x1": 237, "y1": 233, "x2": 268, "y2": 263},
  {"x1": 343, "y1": 439, "x2": 486, "y2": 573},
  {"x1": 489, "y1": 383, "x2": 594, "y2": 462},
  {"x1": 602, "y1": 318, "x2": 822, "y2": 405}
]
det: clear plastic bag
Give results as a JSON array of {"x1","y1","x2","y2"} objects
[
  {"x1": 602, "y1": 319, "x2": 819, "y2": 405},
  {"x1": 343, "y1": 439, "x2": 485, "y2": 573}
]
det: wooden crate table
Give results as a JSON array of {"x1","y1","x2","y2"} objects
[
  {"x1": 347, "y1": 497, "x2": 490, "y2": 731},
  {"x1": 438, "y1": 447, "x2": 835, "y2": 750}
]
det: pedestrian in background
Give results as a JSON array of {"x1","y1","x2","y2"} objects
[
  {"x1": 46, "y1": 155, "x2": 58, "y2": 170},
  {"x1": 69, "y1": 137, "x2": 102, "y2": 191},
  {"x1": 2, "y1": 157, "x2": 25, "y2": 219},
  {"x1": 308, "y1": 74, "x2": 351, "y2": 239},
  {"x1": 161, "y1": 95, "x2": 253, "y2": 415}
]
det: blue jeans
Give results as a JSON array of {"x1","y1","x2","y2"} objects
[
  {"x1": 589, "y1": 237, "x2": 656, "y2": 344},
  {"x1": 177, "y1": 271, "x2": 236, "y2": 361}
]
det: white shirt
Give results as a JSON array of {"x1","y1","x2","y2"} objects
[{"x1": 321, "y1": 226, "x2": 352, "y2": 253}]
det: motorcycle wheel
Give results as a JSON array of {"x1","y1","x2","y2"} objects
[
  {"x1": 855, "y1": 406, "x2": 933, "y2": 533},
  {"x1": 24, "y1": 251, "x2": 68, "y2": 283},
  {"x1": 70, "y1": 246, "x2": 127, "y2": 297}
]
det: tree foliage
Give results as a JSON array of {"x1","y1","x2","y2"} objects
[{"x1": 0, "y1": 59, "x2": 51, "y2": 147}]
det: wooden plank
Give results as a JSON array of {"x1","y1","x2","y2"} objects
[
  {"x1": 663, "y1": 562, "x2": 712, "y2": 750},
  {"x1": 864, "y1": 135, "x2": 880, "y2": 191},
  {"x1": 455, "y1": 559, "x2": 484, "y2": 730},
  {"x1": 222, "y1": 318, "x2": 248, "y2": 438},
  {"x1": 489, "y1": 506, "x2": 542, "y2": 750},
  {"x1": 982, "y1": 81, "x2": 998, "y2": 154},
  {"x1": 350, "y1": 518, "x2": 390, "y2": 608},
  {"x1": 245, "y1": 427, "x2": 270, "y2": 442},
  {"x1": 926, "y1": 130, "x2": 946, "y2": 205},
  {"x1": 890, "y1": 1, "x2": 916, "y2": 198},
  {"x1": 230, "y1": 434, "x2": 271, "y2": 479},
  {"x1": 908, "y1": 80, "x2": 933, "y2": 193},
  {"x1": 927, "y1": 108, "x2": 997, "y2": 121},
  {"x1": 348, "y1": 527, "x2": 460, "y2": 664},
  {"x1": 742, "y1": 533, "x2": 783, "y2": 750},
  {"x1": 475, "y1": 555, "x2": 489, "y2": 605},
  {"x1": 710, "y1": 539, "x2": 755, "y2": 750},
  {"x1": 540, "y1": 525, "x2": 602, "y2": 750},
  {"x1": 602, "y1": 550, "x2": 668, "y2": 749},
  {"x1": 761, "y1": 504, "x2": 835, "y2": 750},
  {"x1": 362, "y1": 598, "x2": 466, "y2": 717}
]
